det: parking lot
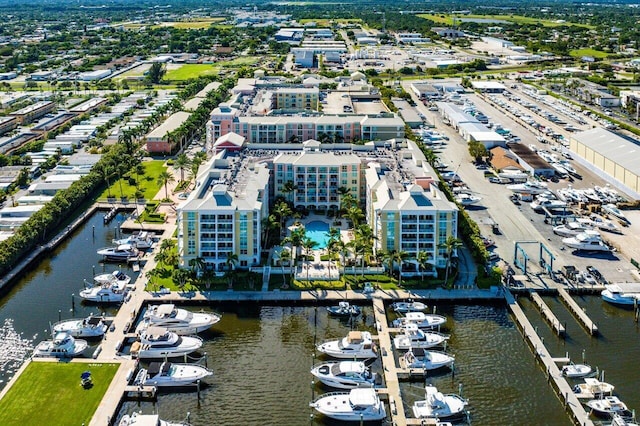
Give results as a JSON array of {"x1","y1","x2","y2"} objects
[{"x1": 403, "y1": 79, "x2": 640, "y2": 285}]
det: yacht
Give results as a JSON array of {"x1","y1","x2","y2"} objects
[
  {"x1": 391, "y1": 300, "x2": 428, "y2": 313},
  {"x1": 326, "y1": 301, "x2": 361, "y2": 317},
  {"x1": 97, "y1": 244, "x2": 139, "y2": 262},
  {"x1": 562, "y1": 230, "x2": 611, "y2": 252},
  {"x1": 507, "y1": 180, "x2": 548, "y2": 195},
  {"x1": 131, "y1": 327, "x2": 203, "y2": 359},
  {"x1": 603, "y1": 204, "x2": 628, "y2": 223},
  {"x1": 393, "y1": 324, "x2": 449, "y2": 350},
  {"x1": 498, "y1": 171, "x2": 528, "y2": 181},
  {"x1": 412, "y1": 384, "x2": 468, "y2": 420},
  {"x1": 611, "y1": 414, "x2": 640, "y2": 426},
  {"x1": 310, "y1": 361, "x2": 376, "y2": 389},
  {"x1": 601, "y1": 283, "x2": 640, "y2": 307},
  {"x1": 137, "y1": 304, "x2": 221, "y2": 335},
  {"x1": 33, "y1": 332, "x2": 88, "y2": 358},
  {"x1": 52, "y1": 315, "x2": 107, "y2": 338},
  {"x1": 530, "y1": 197, "x2": 567, "y2": 212},
  {"x1": 309, "y1": 388, "x2": 386, "y2": 421},
  {"x1": 454, "y1": 193, "x2": 482, "y2": 206},
  {"x1": 134, "y1": 361, "x2": 213, "y2": 388},
  {"x1": 79, "y1": 281, "x2": 127, "y2": 303},
  {"x1": 589, "y1": 214, "x2": 622, "y2": 234},
  {"x1": 391, "y1": 312, "x2": 447, "y2": 330},
  {"x1": 93, "y1": 270, "x2": 131, "y2": 287},
  {"x1": 586, "y1": 396, "x2": 630, "y2": 417},
  {"x1": 118, "y1": 413, "x2": 189, "y2": 426},
  {"x1": 113, "y1": 231, "x2": 154, "y2": 250},
  {"x1": 401, "y1": 348, "x2": 455, "y2": 371},
  {"x1": 316, "y1": 331, "x2": 377, "y2": 360},
  {"x1": 553, "y1": 221, "x2": 591, "y2": 237}
]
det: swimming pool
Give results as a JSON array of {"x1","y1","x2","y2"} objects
[{"x1": 305, "y1": 221, "x2": 330, "y2": 249}]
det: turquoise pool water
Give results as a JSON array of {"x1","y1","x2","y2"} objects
[{"x1": 305, "y1": 220, "x2": 330, "y2": 249}]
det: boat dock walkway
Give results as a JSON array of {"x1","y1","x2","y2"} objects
[
  {"x1": 505, "y1": 290, "x2": 594, "y2": 426},
  {"x1": 558, "y1": 288, "x2": 599, "y2": 335},
  {"x1": 530, "y1": 292, "x2": 566, "y2": 337}
]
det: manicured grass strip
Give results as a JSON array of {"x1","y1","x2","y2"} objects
[
  {"x1": 418, "y1": 13, "x2": 592, "y2": 28},
  {"x1": 99, "y1": 160, "x2": 167, "y2": 200},
  {"x1": 0, "y1": 361, "x2": 119, "y2": 426},
  {"x1": 569, "y1": 48, "x2": 610, "y2": 59},
  {"x1": 164, "y1": 64, "x2": 219, "y2": 81}
]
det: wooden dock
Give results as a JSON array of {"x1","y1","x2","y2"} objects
[
  {"x1": 124, "y1": 385, "x2": 157, "y2": 400},
  {"x1": 558, "y1": 288, "x2": 599, "y2": 335},
  {"x1": 505, "y1": 289, "x2": 594, "y2": 426},
  {"x1": 530, "y1": 292, "x2": 566, "y2": 337}
]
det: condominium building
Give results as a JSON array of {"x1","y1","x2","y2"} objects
[
  {"x1": 273, "y1": 141, "x2": 361, "y2": 209},
  {"x1": 364, "y1": 141, "x2": 458, "y2": 271},
  {"x1": 176, "y1": 151, "x2": 270, "y2": 271},
  {"x1": 9, "y1": 101, "x2": 55, "y2": 125},
  {"x1": 274, "y1": 87, "x2": 319, "y2": 110},
  {"x1": 205, "y1": 107, "x2": 405, "y2": 146}
]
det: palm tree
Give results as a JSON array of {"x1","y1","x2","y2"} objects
[
  {"x1": 337, "y1": 186, "x2": 350, "y2": 212},
  {"x1": 302, "y1": 237, "x2": 318, "y2": 282},
  {"x1": 281, "y1": 180, "x2": 297, "y2": 204},
  {"x1": 440, "y1": 236, "x2": 463, "y2": 288},
  {"x1": 97, "y1": 162, "x2": 114, "y2": 198},
  {"x1": 416, "y1": 251, "x2": 433, "y2": 282},
  {"x1": 174, "y1": 153, "x2": 191, "y2": 183},
  {"x1": 391, "y1": 250, "x2": 410, "y2": 287},
  {"x1": 274, "y1": 201, "x2": 293, "y2": 238},
  {"x1": 278, "y1": 248, "x2": 291, "y2": 288},
  {"x1": 225, "y1": 251, "x2": 239, "y2": 289},
  {"x1": 346, "y1": 205, "x2": 364, "y2": 228},
  {"x1": 261, "y1": 214, "x2": 280, "y2": 248},
  {"x1": 283, "y1": 227, "x2": 305, "y2": 271},
  {"x1": 156, "y1": 170, "x2": 175, "y2": 200},
  {"x1": 354, "y1": 224, "x2": 375, "y2": 276},
  {"x1": 188, "y1": 256, "x2": 206, "y2": 278}
]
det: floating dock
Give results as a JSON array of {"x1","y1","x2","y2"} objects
[{"x1": 530, "y1": 292, "x2": 566, "y2": 337}]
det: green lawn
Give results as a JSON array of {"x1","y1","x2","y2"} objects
[
  {"x1": 418, "y1": 13, "x2": 592, "y2": 28},
  {"x1": 152, "y1": 18, "x2": 225, "y2": 29},
  {"x1": 218, "y1": 56, "x2": 261, "y2": 68},
  {"x1": 98, "y1": 160, "x2": 167, "y2": 200},
  {"x1": 569, "y1": 48, "x2": 610, "y2": 59},
  {"x1": 298, "y1": 18, "x2": 362, "y2": 26},
  {"x1": 164, "y1": 64, "x2": 219, "y2": 81},
  {"x1": 0, "y1": 361, "x2": 119, "y2": 426}
]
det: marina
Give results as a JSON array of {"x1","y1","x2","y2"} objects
[{"x1": 0, "y1": 208, "x2": 636, "y2": 426}]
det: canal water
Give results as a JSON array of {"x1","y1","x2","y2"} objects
[{"x1": 0, "y1": 210, "x2": 632, "y2": 425}]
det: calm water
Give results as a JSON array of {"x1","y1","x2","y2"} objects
[{"x1": 0, "y1": 210, "x2": 634, "y2": 425}]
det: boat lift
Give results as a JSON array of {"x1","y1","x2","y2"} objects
[{"x1": 513, "y1": 241, "x2": 556, "y2": 275}]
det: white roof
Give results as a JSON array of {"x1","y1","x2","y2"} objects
[
  {"x1": 349, "y1": 388, "x2": 377, "y2": 406},
  {"x1": 572, "y1": 128, "x2": 640, "y2": 177}
]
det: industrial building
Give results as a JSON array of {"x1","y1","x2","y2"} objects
[{"x1": 570, "y1": 128, "x2": 640, "y2": 199}]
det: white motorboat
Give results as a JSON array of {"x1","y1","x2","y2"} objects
[
  {"x1": 316, "y1": 331, "x2": 377, "y2": 360},
  {"x1": 601, "y1": 284, "x2": 640, "y2": 307},
  {"x1": 589, "y1": 214, "x2": 622, "y2": 234},
  {"x1": 33, "y1": 332, "x2": 88, "y2": 358},
  {"x1": 454, "y1": 193, "x2": 482, "y2": 206},
  {"x1": 401, "y1": 348, "x2": 455, "y2": 371},
  {"x1": 52, "y1": 315, "x2": 107, "y2": 338},
  {"x1": 507, "y1": 180, "x2": 548, "y2": 194},
  {"x1": 309, "y1": 388, "x2": 386, "y2": 421},
  {"x1": 93, "y1": 270, "x2": 131, "y2": 287},
  {"x1": 310, "y1": 361, "x2": 376, "y2": 389},
  {"x1": 393, "y1": 324, "x2": 449, "y2": 350},
  {"x1": 391, "y1": 312, "x2": 447, "y2": 330},
  {"x1": 79, "y1": 282, "x2": 127, "y2": 303},
  {"x1": 530, "y1": 197, "x2": 567, "y2": 212},
  {"x1": 412, "y1": 384, "x2": 468, "y2": 420},
  {"x1": 326, "y1": 301, "x2": 361, "y2": 317},
  {"x1": 562, "y1": 230, "x2": 611, "y2": 252},
  {"x1": 137, "y1": 304, "x2": 221, "y2": 335},
  {"x1": 118, "y1": 413, "x2": 188, "y2": 426},
  {"x1": 573, "y1": 378, "x2": 615, "y2": 397},
  {"x1": 559, "y1": 161, "x2": 577, "y2": 175},
  {"x1": 561, "y1": 363, "x2": 593, "y2": 378},
  {"x1": 498, "y1": 171, "x2": 528, "y2": 180},
  {"x1": 603, "y1": 204, "x2": 628, "y2": 223},
  {"x1": 553, "y1": 221, "x2": 591, "y2": 237},
  {"x1": 113, "y1": 231, "x2": 154, "y2": 249},
  {"x1": 134, "y1": 361, "x2": 213, "y2": 388},
  {"x1": 391, "y1": 300, "x2": 428, "y2": 313},
  {"x1": 131, "y1": 327, "x2": 203, "y2": 359},
  {"x1": 97, "y1": 244, "x2": 139, "y2": 262},
  {"x1": 586, "y1": 396, "x2": 630, "y2": 417},
  {"x1": 611, "y1": 414, "x2": 640, "y2": 426}
]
